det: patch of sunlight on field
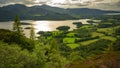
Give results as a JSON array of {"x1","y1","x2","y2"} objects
[
  {"x1": 101, "y1": 36, "x2": 116, "y2": 41},
  {"x1": 80, "y1": 39, "x2": 99, "y2": 45},
  {"x1": 67, "y1": 44, "x2": 80, "y2": 49},
  {"x1": 63, "y1": 38, "x2": 76, "y2": 43},
  {"x1": 92, "y1": 32, "x2": 105, "y2": 37}
]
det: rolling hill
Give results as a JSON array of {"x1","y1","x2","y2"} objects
[{"x1": 0, "y1": 4, "x2": 119, "y2": 21}]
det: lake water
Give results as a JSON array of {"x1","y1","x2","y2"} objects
[
  {"x1": 105, "y1": 13, "x2": 120, "y2": 15},
  {"x1": 0, "y1": 19, "x2": 90, "y2": 37}
]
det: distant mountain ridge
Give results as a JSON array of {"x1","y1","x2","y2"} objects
[{"x1": 0, "y1": 4, "x2": 119, "y2": 21}]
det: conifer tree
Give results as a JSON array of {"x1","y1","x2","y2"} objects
[
  {"x1": 30, "y1": 24, "x2": 35, "y2": 41},
  {"x1": 13, "y1": 15, "x2": 23, "y2": 34}
]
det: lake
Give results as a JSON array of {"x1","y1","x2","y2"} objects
[{"x1": 0, "y1": 19, "x2": 90, "y2": 37}]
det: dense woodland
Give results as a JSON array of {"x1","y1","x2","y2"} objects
[{"x1": 0, "y1": 15, "x2": 120, "y2": 68}]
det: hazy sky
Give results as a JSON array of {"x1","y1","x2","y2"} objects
[{"x1": 0, "y1": 0, "x2": 120, "y2": 11}]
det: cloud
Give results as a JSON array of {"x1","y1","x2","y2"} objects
[
  {"x1": 0, "y1": 0, "x2": 120, "y2": 11},
  {"x1": 0, "y1": 0, "x2": 31, "y2": 4}
]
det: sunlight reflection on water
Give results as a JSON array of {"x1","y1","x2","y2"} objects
[{"x1": 34, "y1": 21, "x2": 52, "y2": 32}]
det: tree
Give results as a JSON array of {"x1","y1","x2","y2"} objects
[
  {"x1": 13, "y1": 15, "x2": 23, "y2": 34},
  {"x1": 73, "y1": 22, "x2": 83, "y2": 28},
  {"x1": 33, "y1": 43, "x2": 47, "y2": 68},
  {"x1": 115, "y1": 27, "x2": 120, "y2": 35},
  {"x1": 56, "y1": 26, "x2": 70, "y2": 31},
  {"x1": 112, "y1": 38, "x2": 120, "y2": 51},
  {"x1": 44, "y1": 39, "x2": 67, "y2": 68},
  {"x1": 74, "y1": 28, "x2": 92, "y2": 38},
  {"x1": 0, "y1": 29, "x2": 34, "y2": 51},
  {"x1": 30, "y1": 24, "x2": 35, "y2": 41},
  {"x1": 69, "y1": 51, "x2": 83, "y2": 62}
]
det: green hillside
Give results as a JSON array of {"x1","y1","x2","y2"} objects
[{"x1": 0, "y1": 15, "x2": 120, "y2": 68}]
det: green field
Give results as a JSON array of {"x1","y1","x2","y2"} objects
[
  {"x1": 79, "y1": 39, "x2": 99, "y2": 46},
  {"x1": 101, "y1": 36, "x2": 116, "y2": 41},
  {"x1": 66, "y1": 33, "x2": 75, "y2": 37},
  {"x1": 92, "y1": 32, "x2": 105, "y2": 37},
  {"x1": 97, "y1": 28, "x2": 114, "y2": 35},
  {"x1": 67, "y1": 44, "x2": 80, "y2": 49},
  {"x1": 63, "y1": 38, "x2": 77, "y2": 43}
]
